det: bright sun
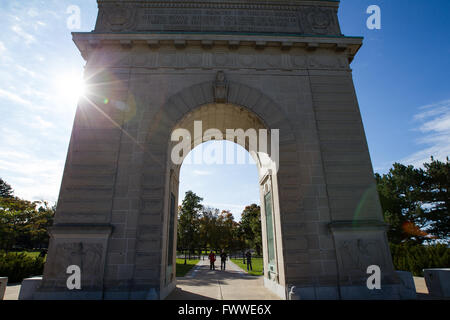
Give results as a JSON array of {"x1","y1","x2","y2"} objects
[{"x1": 53, "y1": 72, "x2": 86, "y2": 104}]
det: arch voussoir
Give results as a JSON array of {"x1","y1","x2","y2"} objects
[
  {"x1": 242, "y1": 87, "x2": 264, "y2": 112},
  {"x1": 178, "y1": 89, "x2": 199, "y2": 113},
  {"x1": 226, "y1": 82, "x2": 241, "y2": 106},
  {"x1": 234, "y1": 83, "x2": 253, "y2": 107},
  {"x1": 199, "y1": 82, "x2": 214, "y2": 105},
  {"x1": 190, "y1": 83, "x2": 209, "y2": 107}
]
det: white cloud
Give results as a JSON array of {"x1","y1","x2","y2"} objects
[
  {"x1": 0, "y1": 1, "x2": 89, "y2": 204},
  {"x1": 30, "y1": 115, "x2": 54, "y2": 129},
  {"x1": 11, "y1": 25, "x2": 36, "y2": 44},
  {"x1": 193, "y1": 169, "x2": 212, "y2": 176},
  {"x1": 402, "y1": 99, "x2": 450, "y2": 167},
  {"x1": 16, "y1": 64, "x2": 39, "y2": 79},
  {"x1": 0, "y1": 151, "x2": 64, "y2": 203},
  {"x1": 27, "y1": 8, "x2": 39, "y2": 17},
  {"x1": 0, "y1": 87, "x2": 32, "y2": 106},
  {"x1": 0, "y1": 123, "x2": 66, "y2": 204}
]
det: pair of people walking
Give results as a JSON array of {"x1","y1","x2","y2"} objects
[{"x1": 208, "y1": 250, "x2": 228, "y2": 271}]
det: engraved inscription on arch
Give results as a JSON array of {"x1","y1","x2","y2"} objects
[
  {"x1": 136, "y1": 9, "x2": 300, "y2": 33},
  {"x1": 95, "y1": 2, "x2": 341, "y2": 35}
]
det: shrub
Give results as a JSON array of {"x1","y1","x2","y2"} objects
[
  {"x1": 390, "y1": 243, "x2": 450, "y2": 276},
  {"x1": 0, "y1": 251, "x2": 45, "y2": 283}
]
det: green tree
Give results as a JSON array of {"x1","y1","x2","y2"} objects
[
  {"x1": 375, "y1": 157, "x2": 449, "y2": 244},
  {"x1": 198, "y1": 206, "x2": 219, "y2": 252},
  {"x1": 0, "y1": 178, "x2": 14, "y2": 198},
  {"x1": 216, "y1": 210, "x2": 236, "y2": 250},
  {"x1": 422, "y1": 157, "x2": 449, "y2": 240},
  {"x1": 0, "y1": 197, "x2": 54, "y2": 251},
  {"x1": 375, "y1": 163, "x2": 427, "y2": 244},
  {"x1": 240, "y1": 204, "x2": 262, "y2": 255},
  {"x1": 197, "y1": 210, "x2": 210, "y2": 254},
  {"x1": 232, "y1": 222, "x2": 247, "y2": 258},
  {"x1": 28, "y1": 201, "x2": 55, "y2": 249},
  {"x1": 177, "y1": 191, "x2": 203, "y2": 259}
]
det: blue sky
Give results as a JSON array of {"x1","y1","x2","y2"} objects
[{"x1": 0, "y1": 1, "x2": 449, "y2": 219}]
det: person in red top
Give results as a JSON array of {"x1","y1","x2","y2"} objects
[{"x1": 208, "y1": 251, "x2": 216, "y2": 270}]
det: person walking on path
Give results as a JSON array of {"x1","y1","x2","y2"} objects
[
  {"x1": 246, "y1": 251, "x2": 252, "y2": 271},
  {"x1": 208, "y1": 251, "x2": 216, "y2": 270},
  {"x1": 220, "y1": 250, "x2": 228, "y2": 271}
]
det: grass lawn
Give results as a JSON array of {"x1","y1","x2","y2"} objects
[
  {"x1": 176, "y1": 258, "x2": 199, "y2": 277},
  {"x1": 10, "y1": 251, "x2": 45, "y2": 259},
  {"x1": 231, "y1": 257, "x2": 263, "y2": 276}
]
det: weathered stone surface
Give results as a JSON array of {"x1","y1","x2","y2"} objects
[
  {"x1": 396, "y1": 271, "x2": 417, "y2": 300},
  {"x1": 424, "y1": 269, "x2": 450, "y2": 298},
  {"x1": 0, "y1": 277, "x2": 7, "y2": 300},
  {"x1": 18, "y1": 277, "x2": 42, "y2": 300}
]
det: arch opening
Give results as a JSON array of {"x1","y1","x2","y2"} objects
[
  {"x1": 168, "y1": 103, "x2": 280, "y2": 178},
  {"x1": 159, "y1": 103, "x2": 285, "y2": 298}
]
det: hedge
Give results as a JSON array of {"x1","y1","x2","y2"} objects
[
  {"x1": 390, "y1": 243, "x2": 450, "y2": 276},
  {"x1": 0, "y1": 251, "x2": 45, "y2": 283}
]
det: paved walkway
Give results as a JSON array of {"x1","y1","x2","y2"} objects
[
  {"x1": 414, "y1": 276, "x2": 428, "y2": 294},
  {"x1": 166, "y1": 258, "x2": 281, "y2": 300},
  {"x1": 3, "y1": 284, "x2": 20, "y2": 300}
]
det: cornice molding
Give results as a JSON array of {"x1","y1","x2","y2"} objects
[{"x1": 73, "y1": 32, "x2": 362, "y2": 63}]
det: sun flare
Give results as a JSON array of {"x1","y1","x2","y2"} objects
[{"x1": 53, "y1": 71, "x2": 86, "y2": 104}]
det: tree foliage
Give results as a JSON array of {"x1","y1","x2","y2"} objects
[
  {"x1": 197, "y1": 206, "x2": 220, "y2": 252},
  {"x1": 390, "y1": 243, "x2": 450, "y2": 276},
  {"x1": 240, "y1": 204, "x2": 262, "y2": 255},
  {"x1": 422, "y1": 158, "x2": 450, "y2": 239},
  {"x1": 0, "y1": 196, "x2": 55, "y2": 251},
  {"x1": 376, "y1": 157, "x2": 449, "y2": 244},
  {"x1": 177, "y1": 190, "x2": 203, "y2": 254},
  {"x1": 215, "y1": 210, "x2": 237, "y2": 251},
  {"x1": 0, "y1": 251, "x2": 45, "y2": 283},
  {"x1": 177, "y1": 191, "x2": 262, "y2": 254},
  {"x1": 0, "y1": 177, "x2": 14, "y2": 198}
]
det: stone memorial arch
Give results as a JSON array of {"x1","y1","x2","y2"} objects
[{"x1": 32, "y1": 0, "x2": 407, "y2": 299}]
